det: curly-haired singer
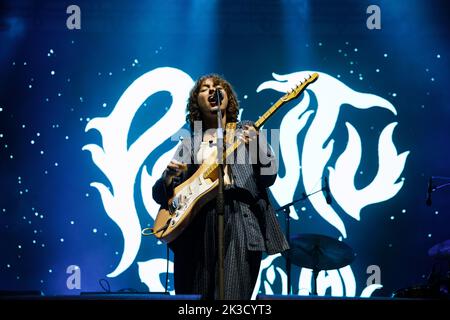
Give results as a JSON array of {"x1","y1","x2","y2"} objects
[{"x1": 152, "y1": 74, "x2": 289, "y2": 300}]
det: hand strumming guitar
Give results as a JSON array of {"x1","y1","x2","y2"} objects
[{"x1": 163, "y1": 159, "x2": 188, "y2": 187}]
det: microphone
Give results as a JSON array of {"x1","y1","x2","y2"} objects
[
  {"x1": 426, "y1": 177, "x2": 433, "y2": 206},
  {"x1": 208, "y1": 89, "x2": 223, "y2": 106},
  {"x1": 324, "y1": 177, "x2": 332, "y2": 205},
  {"x1": 213, "y1": 89, "x2": 223, "y2": 104},
  {"x1": 208, "y1": 89, "x2": 224, "y2": 113}
]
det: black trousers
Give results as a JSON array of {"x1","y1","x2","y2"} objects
[{"x1": 170, "y1": 198, "x2": 262, "y2": 300}]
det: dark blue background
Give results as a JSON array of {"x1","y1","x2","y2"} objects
[{"x1": 1, "y1": 0, "x2": 449, "y2": 297}]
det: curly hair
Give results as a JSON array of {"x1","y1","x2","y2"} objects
[{"x1": 186, "y1": 74, "x2": 239, "y2": 131}]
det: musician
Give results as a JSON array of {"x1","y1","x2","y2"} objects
[{"x1": 152, "y1": 74, "x2": 289, "y2": 299}]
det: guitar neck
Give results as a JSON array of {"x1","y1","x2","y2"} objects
[
  {"x1": 225, "y1": 98, "x2": 286, "y2": 158},
  {"x1": 202, "y1": 99, "x2": 286, "y2": 178},
  {"x1": 254, "y1": 98, "x2": 286, "y2": 130},
  {"x1": 201, "y1": 72, "x2": 318, "y2": 179}
]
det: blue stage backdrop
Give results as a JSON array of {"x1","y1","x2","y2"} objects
[{"x1": 1, "y1": 0, "x2": 449, "y2": 298}]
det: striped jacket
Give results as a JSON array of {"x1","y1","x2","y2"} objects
[{"x1": 152, "y1": 121, "x2": 289, "y2": 255}]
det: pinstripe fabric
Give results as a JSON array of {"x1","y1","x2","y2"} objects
[{"x1": 152, "y1": 121, "x2": 289, "y2": 299}]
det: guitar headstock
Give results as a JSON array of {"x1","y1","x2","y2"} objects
[
  {"x1": 254, "y1": 72, "x2": 320, "y2": 130},
  {"x1": 281, "y1": 73, "x2": 319, "y2": 102}
]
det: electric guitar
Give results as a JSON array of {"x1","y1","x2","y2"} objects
[{"x1": 152, "y1": 73, "x2": 319, "y2": 243}]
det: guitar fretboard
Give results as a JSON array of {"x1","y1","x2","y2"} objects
[
  {"x1": 201, "y1": 98, "x2": 291, "y2": 178},
  {"x1": 202, "y1": 73, "x2": 318, "y2": 179}
]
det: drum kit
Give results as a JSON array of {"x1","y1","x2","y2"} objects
[
  {"x1": 392, "y1": 177, "x2": 450, "y2": 298},
  {"x1": 278, "y1": 177, "x2": 450, "y2": 298},
  {"x1": 282, "y1": 233, "x2": 355, "y2": 295},
  {"x1": 393, "y1": 239, "x2": 450, "y2": 299},
  {"x1": 428, "y1": 239, "x2": 450, "y2": 258},
  {"x1": 283, "y1": 234, "x2": 450, "y2": 298}
]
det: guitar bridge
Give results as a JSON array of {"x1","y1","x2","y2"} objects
[{"x1": 168, "y1": 199, "x2": 178, "y2": 215}]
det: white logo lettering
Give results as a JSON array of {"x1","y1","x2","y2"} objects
[{"x1": 85, "y1": 68, "x2": 407, "y2": 297}]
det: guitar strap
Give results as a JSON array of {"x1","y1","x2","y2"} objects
[{"x1": 225, "y1": 122, "x2": 237, "y2": 147}]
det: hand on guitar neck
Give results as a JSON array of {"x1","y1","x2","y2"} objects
[
  {"x1": 238, "y1": 124, "x2": 258, "y2": 145},
  {"x1": 163, "y1": 160, "x2": 188, "y2": 187}
]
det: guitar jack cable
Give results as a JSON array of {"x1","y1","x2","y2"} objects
[{"x1": 141, "y1": 221, "x2": 171, "y2": 294}]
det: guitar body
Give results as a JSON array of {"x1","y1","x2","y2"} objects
[{"x1": 153, "y1": 156, "x2": 220, "y2": 243}]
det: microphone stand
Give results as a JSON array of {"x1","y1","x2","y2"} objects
[
  {"x1": 214, "y1": 90, "x2": 225, "y2": 300},
  {"x1": 275, "y1": 187, "x2": 328, "y2": 295}
]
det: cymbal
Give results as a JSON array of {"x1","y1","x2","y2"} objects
[
  {"x1": 428, "y1": 239, "x2": 450, "y2": 258},
  {"x1": 283, "y1": 233, "x2": 355, "y2": 270}
]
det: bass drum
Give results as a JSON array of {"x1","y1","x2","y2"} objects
[{"x1": 392, "y1": 283, "x2": 448, "y2": 299}]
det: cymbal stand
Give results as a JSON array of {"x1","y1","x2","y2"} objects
[{"x1": 275, "y1": 187, "x2": 326, "y2": 295}]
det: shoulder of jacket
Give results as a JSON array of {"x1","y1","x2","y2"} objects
[{"x1": 236, "y1": 120, "x2": 255, "y2": 128}]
